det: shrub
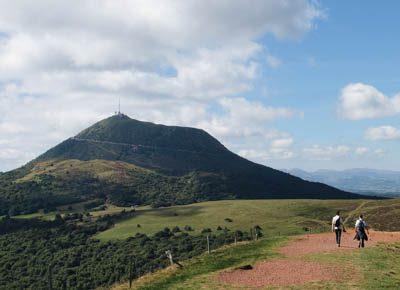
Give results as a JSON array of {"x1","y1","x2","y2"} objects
[
  {"x1": 172, "y1": 226, "x2": 181, "y2": 233},
  {"x1": 201, "y1": 228, "x2": 212, "y2": 233},
  {"x1": 184, "y1": 225, "x2": 193, "y2": 231}
]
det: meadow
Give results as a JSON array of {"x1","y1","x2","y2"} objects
[
  {"x1": 14, "y1": 198, "x2": 400, "y2": 242},
  {"x1": 95, "y1": 199, "x2": 366, "y2": 241}
]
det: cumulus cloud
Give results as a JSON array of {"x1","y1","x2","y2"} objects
[
  {"x1": 302, "y1": 144, "x2": 386, "y2": 161},
  {"x1": 0, "y1": 0, "x2": 323, "y2": 171},
  {"x1": 238, "y1": 137, "x2": 294, "y2": 162},
  {"x1": 271, "y1": 138, "x2": 294, "y2": 148},
  {"x1": 365, "y1": 126, "x2": 400, "y2": 140},
  {"x1": 303, "y1": 145, "x2": 350, "y2": 160},
  {"x1": 202, "y1": 98, "x2": 298, "y2": 141},
  {"x1": 338, "y1": 83, "x2": 400, "y2": 120},
  {"x1": 355, "y1": 147, "x2": 369, "y2": 155}
]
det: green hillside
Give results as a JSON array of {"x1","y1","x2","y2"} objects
[
  {"x1": 0, "y1": 114, "x2": 364, "y2": 216},
  {"x1": 0, "y1": 159, "x2": 231, "y2": 215},
  {"x1": 95, "y1": 198, "x2": 400, "y2": 242}
]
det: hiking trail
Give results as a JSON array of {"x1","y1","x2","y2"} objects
[
  {"x1": 218, "y1": 230, "x2": 400, "y2": 288},
  {"x1": 343, "y1": 200, "x2": 370, "y2": 225}
]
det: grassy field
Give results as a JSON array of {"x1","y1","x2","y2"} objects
[
  {"x1": 111, "y1": 236, "x2": 400, "y2": 290},
  {"x1": 14, "y1": 198, "x2": 400, "y2": 241},
  {"x1": 12, "y1": 200, "x2": 132, "y2": 221},
  {"x1": 95, "y1": 199, "x2": 367, "y2": 241},
  {"x1": 13, "y1": 211, "x2": 56, "y2": 221}
]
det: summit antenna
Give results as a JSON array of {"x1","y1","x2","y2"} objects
[
  {"x1": 115, "y1": 96, "x2": 123, "y2": 116},
  {"x1": 118, "y1": 97, "x2": 121, "y2": 115}
]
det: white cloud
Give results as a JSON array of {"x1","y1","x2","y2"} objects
[
  {"x1": 271, "y1": 138, "x2": 293, "y2": 148},
  {"x1": 338, "y1": 83, "x2": 400, "y2": 120},
  {"x1": 238, "y1": 137, "x2": 294, "y2": 162},
  {"x1": 365, "y1": 126, "x2": 400, "y2": 140},
  {"x1": 269, "y1": 138, "x2": 294, "y2": 159},
  {"x1": 218, "y1": 97, "x2": 297, "y2": 124},
  {"x1": 0, "y1": 1, "x2": 323, "y2": 171},
  {"x1": 303, "y1": 145, "x2": 350, "y2": 160},
  {"x1": 355, "y1": 147, "x2": 369, "y2": 155},
  {"x1": 266, "y1": 54, "x2": 282, "y2": 68},
  {"x1": 194, "y1": 97, "x2": 298, "y2": 140}
]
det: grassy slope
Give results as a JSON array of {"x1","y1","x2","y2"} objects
[
  {"x1": 111, "y1": 238, "x2": 400, "y2": 290},
  {"x1": 17, "y1": 159, "x2": 151, "y2": 184},
  {"x1": 306, "y1": 243, "x2": 400, "y2": 289},
  {"x1": 111, "y1": 237, "x2": 286, "y2": 290},
  {"x1": 96, "y1": 199, "x2": 364, "y2": 241}
]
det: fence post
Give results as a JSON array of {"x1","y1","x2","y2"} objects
[
  {"x1": 234, "y1": 232, "x2": 237, "y2": 245},
  {"x1": 165, "y1": 250, "x2": 174, "y2": 266},
  {"x1": 129, "y1": 256, "x2": 134, "y2": 289},
  {"x1": 207, "y1": 235, "x2": 210, "y2": 254},
  {"x1": 47, "y1": 264, "x2": 53, "y2": 290}
]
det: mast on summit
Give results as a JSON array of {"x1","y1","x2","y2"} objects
[{"x1": 115, "y1": 96, "x2": 123, "y2": 117}]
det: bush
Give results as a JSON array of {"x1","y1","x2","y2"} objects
[
  {"x1": 201, "y1": 228, "x2": 212, "y2": 234},
  {"x1": 184, "y1": 225, "x2": 193, "y2": 231},
  {"x1": 154, "y1": 227, "x2": 173, "y2": 239}
]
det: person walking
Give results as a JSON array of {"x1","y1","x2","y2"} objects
[
  {"x1": 332, "y1": 211, "x2": 346, "y2": 247},
  {"x1": 355, "y1": 214, "x2": 369, "y2": 248}
]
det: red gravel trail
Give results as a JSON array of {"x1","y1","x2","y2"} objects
[{"x1": 218, "y1": 230, "x2": 400, "y2": 288}]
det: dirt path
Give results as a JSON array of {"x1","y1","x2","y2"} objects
[
  {"x1": 218, "y1": 230, "x2": 400, "y2": 288},
  {"x1": 343, "y1": 201, "x2": 370, "y2": 225}
]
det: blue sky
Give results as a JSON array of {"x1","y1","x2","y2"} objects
[
  {"x1": 0, "y1": 1, "x2": 399, "y2": 171},
  {"x1": 244, "y1": 1, "x2": 400, "y2": 170}
]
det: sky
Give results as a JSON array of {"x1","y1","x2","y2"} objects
[{"x1": 0, "y1": 0, "x2": 400, "y2": 172}]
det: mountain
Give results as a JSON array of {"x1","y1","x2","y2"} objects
[
  {"x1": 286, "y1": 168, "x2": 400, "y2": 197},
  {"x1": 0, "y1": 114, "x2": 364, "y2": 215}
]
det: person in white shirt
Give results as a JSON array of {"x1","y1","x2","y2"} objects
[
  {"x1": 332, "y1": 211, "x2": 346, "y2": 247},
  {"x1": 355, "y1": 214, "x2": 369, "y2": 248}
]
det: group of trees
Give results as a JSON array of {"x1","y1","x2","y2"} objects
[{"x1": 0, "y1": 213, "x2": 251, "y2": 289}]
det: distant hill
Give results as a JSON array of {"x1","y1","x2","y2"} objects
[
  {"x1": 0, "y1": 114, "x2": 363, "y2": 215},
  {"x1": 286, "y1": 168, "x2": 400, "y2": 197}
]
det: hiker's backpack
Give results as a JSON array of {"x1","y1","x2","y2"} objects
[
  {"x1": 358, "y1": 220, "x2": 365, "y2": 230},
  {"x1": 335, "y1": 217, "x2": 341, "y2": 228}
]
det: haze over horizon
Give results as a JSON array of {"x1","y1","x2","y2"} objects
[{"x1": 1, "y1": 1, "x2": 400, "y2": 172}]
